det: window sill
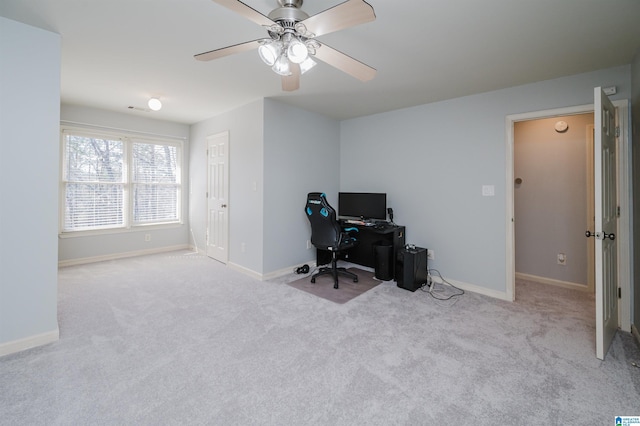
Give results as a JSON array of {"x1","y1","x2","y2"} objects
[{"x1": 58, "y1": 222, "x2": 183, "y2": 239}]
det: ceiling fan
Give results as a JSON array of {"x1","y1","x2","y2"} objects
[{"x1": 194, "y1": 0, "x2": 376, "y2": 91}]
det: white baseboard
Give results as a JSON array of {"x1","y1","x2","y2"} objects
[
  {"x1": 431, "y1": 274, "x2": 511, "y2": 301},
  {"x1": 260, "y1": 265, "x2": 298, "y2": 281},
  {"x1": 58, "y1": 244, "x2": 191, "y2": 267},
  {"x1": 227, "y1": 261, "x2": 264, "y2": 281},
  {"x1": 515, "y1": 272, "x2": 589, "y2": 292},
  {"x1": 229, "y1": 261, "x2": 319, "y2": 282},
  {"x1": 229, "y1": 260, "x2": 330, "y2": 282},
  {"x1": 0, "y1": 329, "x2": 59, "y2": 357}
]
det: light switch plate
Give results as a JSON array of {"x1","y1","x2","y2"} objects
[{"x1": 482, "y1": 185, "x2": 495, "y2": 196}]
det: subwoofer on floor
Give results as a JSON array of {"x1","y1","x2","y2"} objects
[{"x1": 396, "y1": 246, "x2": 428, "y2": 292}]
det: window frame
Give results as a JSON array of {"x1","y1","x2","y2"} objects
[{"x1": 60, "y1": 126, "x2": 183, "y2": 236}]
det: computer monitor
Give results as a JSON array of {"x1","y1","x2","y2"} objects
[{"x1": 338, "y1": 192, "x2": 387, "y2": 221}]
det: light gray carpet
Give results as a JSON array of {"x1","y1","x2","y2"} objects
[
  {"x1": 1, "y1": 250, "x2": 639, "y2": 425},
  {"x1": 287, "y1": 267, "x2": 382, "y2": 304}
]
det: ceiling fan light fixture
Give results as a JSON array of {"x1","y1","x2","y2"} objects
[
  {"x1": 258, "y1": 41, "x2": 281, "y2": 66},
  {"x1": 294, "y1": 22, "x2": 313, "y2": 39},
  {"x1": 305, "y1": 39, "x2": 320, "y2": 55},
  {"x1": 287, "y1": 38, "x2": 308, "y2": 64},
  {"x1": 272, "y1": 55, "x2": 291, "y2": 76},
  {"x1": 148, "y1": 98, "x2": 162, "y2": 111},
  {"x1": 299, "y1": 56, "x2": 316, "y2": 74},
  {"x1": 195, "y1": 0, "x2": 377, "y2": 91}
]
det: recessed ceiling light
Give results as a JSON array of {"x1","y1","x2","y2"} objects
[{"x1": 148, "y1": 98, "x2": 162, "y2": 111}]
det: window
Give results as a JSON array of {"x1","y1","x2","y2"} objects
[{"x1": 61, "y1": 129, "x2": 182, "y2": 233}]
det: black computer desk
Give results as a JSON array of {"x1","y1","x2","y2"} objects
[{"x1": 316, "y1": 222, "x2": 406, "y2": 279}]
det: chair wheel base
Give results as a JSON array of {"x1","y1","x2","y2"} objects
[{"x1": 309, "y1": 261, "x2": 358, "y2": 290}]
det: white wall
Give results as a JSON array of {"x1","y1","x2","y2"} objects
[
  {"x1": 263, "y1": 99, "x2": 340, "y2": 273},
  {"x1": 0, "y1": 17, "x2": 60, "y2": 352},
  {"x1": 189, "y1": 100, "x2": 265, "y2": 273},
  {"x1": 340, "y1": 65, "x2": 631, "y2": 298},
  {"x1": 514, "y1": 114, "x2": 593, "y2": 286},
  {"x1": 58, "y1": 105, "x2": 191, "y2": 264}
]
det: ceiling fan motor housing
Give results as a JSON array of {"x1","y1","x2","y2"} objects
[
  {"x1": 278, "y1": 0, "x2": 303, "y2": 8},
  {"x1": 269, "y1": 0, "x2": 309, "y2": 25}
]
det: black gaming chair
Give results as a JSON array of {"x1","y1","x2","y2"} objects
[{"x1": 305, "y1": 192, "x2": 359, "y2": 289}]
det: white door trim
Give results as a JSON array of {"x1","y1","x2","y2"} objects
[{"x1": 505, "y1": 101, "x2": 631, "y2": 332}]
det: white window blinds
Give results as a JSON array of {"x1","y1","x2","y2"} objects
[
  {"x1": 132, "y1": 142, "x2": 179, "y2": 224},
  {"x1": 61, "y1": 129, "x2": 182, "y2": 233},
  {"x1": 62, "y1": 133, "x2": 125, "y2": 231}
]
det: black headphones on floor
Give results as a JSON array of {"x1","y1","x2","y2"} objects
[{"x1": 295, "y1": 264, "x2": 310, "y2": 274}]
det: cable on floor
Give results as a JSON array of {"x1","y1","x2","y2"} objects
[{"x1": 420, "y1": 268, "x2": 465, "y2": 301}]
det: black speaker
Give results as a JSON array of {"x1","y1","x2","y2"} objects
[
  {"x1": 396, "y1": 246, "x2": 428, "y2": 291},
  {"x1": 373, "y1": 241, "x2": 393, "y2": 281}
]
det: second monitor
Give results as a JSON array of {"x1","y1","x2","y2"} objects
[{"x1": 338, "y1": 192, "x2": 387, "y2": 221}]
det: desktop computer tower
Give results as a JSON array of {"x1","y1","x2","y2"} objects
[{"x1": 396, "y1": 246, "x2": 428, "y2": 292}]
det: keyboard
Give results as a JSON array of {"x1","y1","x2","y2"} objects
[{"x1": 344, "y1": 219, "x2": 382, "y2": 227}]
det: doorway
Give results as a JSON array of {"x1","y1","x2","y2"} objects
[
  {"x1": 506, "y1": 101, "x2": 631, "y2": 333},
  {"x1": 513, "y1": 113, "x2": 594, "y2": 292}
]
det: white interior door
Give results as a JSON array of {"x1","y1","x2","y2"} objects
[
  {"x1": 593, "y1": 87, "x2": 618, "y2": 360},
  {"x1": 206, "y1": 131, "x2": 229, "y2": 263}
]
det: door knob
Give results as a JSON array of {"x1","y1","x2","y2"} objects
[
  {"x1": 585, "y1": 230, "x2": 615, "y2": 240},
  {"x1": 221, "y1": 204, "x2": 227, "y2": 208}
]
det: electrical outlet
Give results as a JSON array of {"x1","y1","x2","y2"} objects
[
  {"x1": 427, "y1": 249, "x2": 435, "y2": 260},
  {"x1": 306, "y1": 240, "x2": 312, "y2": 249},
  {"x1": 144, "y1": 234, "x2": 151, "y2": 242},
  {"x1": 557, "y1": 253, "x2": 566, "y2": 265}
]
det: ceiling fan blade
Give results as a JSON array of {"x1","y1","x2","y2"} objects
[
  {"x1": 300, "y1": 0, "x2": 375, "y2": 37},
  {"x1": 282, "y1": 63, "x2": 301, "y2": 91},
  {"x1": 313, "y1": 43, "x2": 376, "y2": 82},
  {"x1": 194, "y1": 39, "x2": 261, "y2": 61},
  {"x1": 210, "y1": 0, "x2": 275, "y2": 27}
]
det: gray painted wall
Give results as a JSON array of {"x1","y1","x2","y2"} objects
[
  {"x1": 340, "y1": 65, "x2": 631, "y2": 297},
  {"x1": 58, "y1": 105, "x2": 191, "y2": 263},
  {"x1": 0, "y1": 17, "x2": 60, "y2": 345},
  {"x1": 189, "y1": 100, "x2": 265, "y2": 273},
  {"x1": 263, "y1": 99, "x2": 340, "y2": 273},
  {"x1": 189, "y1": 99, "x2": 340, "y2": 276},
  {"x1": 514, "y1": 114, "x2": 593, "y2": 285}
]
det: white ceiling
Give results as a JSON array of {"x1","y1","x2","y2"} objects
[{"x1": 2, "y1": 0, "x2": 640, "y2": 124}]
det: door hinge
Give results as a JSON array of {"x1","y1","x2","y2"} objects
[
  {"x1": 618, "y1": 288, "x2": 622, "y2": 299},
  {"x1": 617, "y1": 206, "x2": 621, "y2": 217},
  {"x1": 615, "y1": 126, "x2": 620, "y2": 137}
]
